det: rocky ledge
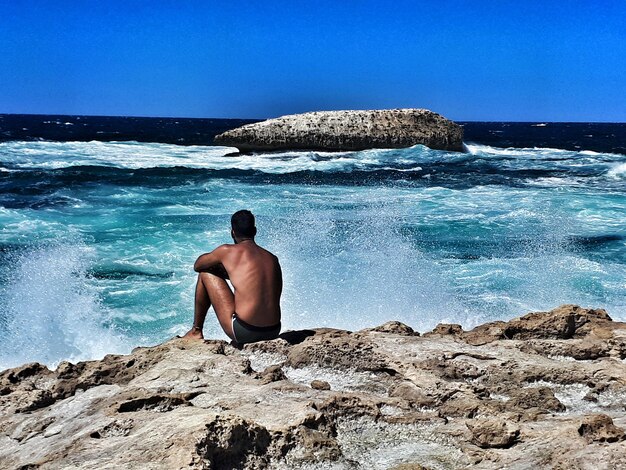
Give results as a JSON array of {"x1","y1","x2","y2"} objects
[
  {"x1": 2, "y1": 304, "x2": 626, "y2": 469},
  {"x1": 214, "y1": 109, "x2": 464, "y2": 153}
]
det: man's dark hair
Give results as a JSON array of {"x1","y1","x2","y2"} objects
[{"x1": 231, "y1": 210, "x2": 257, "y2": 238}]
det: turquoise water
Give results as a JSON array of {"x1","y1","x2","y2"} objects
[{"x1": 1, "y1": 140, "x2": 625, "y2": 369}]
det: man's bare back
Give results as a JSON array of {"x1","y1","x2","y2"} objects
[
  {"x1": 183, "y1": 210, "x2": 282, "y2": 344},
  {"x1": 196, "y1": 240, "x2": 282, "y2": 326}
]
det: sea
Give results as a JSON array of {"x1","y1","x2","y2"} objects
[{"x1": 1, "y1": 114, "x2": 625, "y2": 370}]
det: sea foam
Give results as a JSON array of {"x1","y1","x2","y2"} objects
[
  {"x1": 608, "y1": 162, "x2": 626, "y2": 178},
  {"x1": 0, "y1": 242, "x2": 128, "y2": 370}
]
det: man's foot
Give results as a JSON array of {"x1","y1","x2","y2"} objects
[{"x1": 182, "y1": 328, "x2": 204, "y2": 341}]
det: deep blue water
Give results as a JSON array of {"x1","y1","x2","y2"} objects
[
  {"x1": 0, "y1": 115, "x2": 624, "y2": 369},
  {"x1": 2, "y1": 114, "x2": 626, "y2": 154}
]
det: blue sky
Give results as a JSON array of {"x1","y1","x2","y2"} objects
[{"x1": 1, "y1": 1, "x2": 625, "y2": 121}]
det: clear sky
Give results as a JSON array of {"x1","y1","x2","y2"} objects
[{"x1": 1, "y1": 0, "x2": 625, "y2": 121}]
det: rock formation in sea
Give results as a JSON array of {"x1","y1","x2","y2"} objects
[
  {"x1": 2, "y1": 304, "x2": 626, "y2": 469},
  {"x1": 214, "y1": 109, "x2": 464, "y2": 153}
]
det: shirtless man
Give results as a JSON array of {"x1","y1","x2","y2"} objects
[{"x1": 183, "y1": 210, "x2": 282, "y2": 344}]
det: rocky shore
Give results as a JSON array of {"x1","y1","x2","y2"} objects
[
  {"x1": 214, "y1": 109, "x2": 464, "y2": 153},
  {"x1": 2, "y1": 304, "x2": 626, "y2": 469}
]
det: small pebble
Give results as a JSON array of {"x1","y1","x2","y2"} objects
[{"x1": 311, "y1": 380, "x2": 331, "y2": 390}]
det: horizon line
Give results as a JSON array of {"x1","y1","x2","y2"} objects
[{"x1": 1, "y1": 112, "x2": 625, "y2": 125}]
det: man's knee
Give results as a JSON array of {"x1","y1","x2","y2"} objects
[{"x1": 199, "y1": 272, "x2": 231, "y2": 293}]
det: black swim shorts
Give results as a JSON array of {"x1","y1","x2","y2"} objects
[{"x1": 231, "y1": 314, "x2": 281, "y2": 344}]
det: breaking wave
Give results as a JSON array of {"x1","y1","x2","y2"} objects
[{"x1": 0, "y1": 140, "x2": 624, "y2": 368}]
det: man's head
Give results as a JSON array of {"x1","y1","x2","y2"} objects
[{"x1": 231, "y1": 210, "x2": 257, "y2": 241}]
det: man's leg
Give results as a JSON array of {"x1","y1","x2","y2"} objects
[{"x1": 183, "y1": 272, "x2": 236, "y2": 341}]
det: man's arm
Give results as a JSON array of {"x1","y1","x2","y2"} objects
[{"x1": 194, "y1": 245, "x2": 229, "y2": 275}]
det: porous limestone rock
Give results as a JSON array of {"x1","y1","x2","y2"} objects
[
  {"x1": 311, "y1": 380, "x2": 331, "y2": 391},
  {"x1": 578, "y1": 414, "x2": 626, "y2": 444},
  {"x1": 214, "y1": 109, "x2": 464, "y2": 153},
  {"x1": 2, "y1": 304, "x2": 626, "y2": 469},
  {"x1": 467, "y1": 418, "x2": 520, "y2": 448}
]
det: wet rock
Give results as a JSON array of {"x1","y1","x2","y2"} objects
[
  {"x1": 295, "y1": 425, "x2": 342, "y2": 461},
  {"x1": 389, "y1": 382, "x2": 437, "y2": 408},
  {"x1": 10, "y1": 416, "x2": 55, "y2": 442},
  {"x1": 116, "y1": 393, "x2": 190, "y2": 413},
  {"x1": 461, "y1": 304, "x2": 613, "y2": 346},
  {"x1": 467, "y1": 418, "x2": 520, "y2": 448},
  {"x1": 438, "y1": 392, "x2": 484, "y2": 418},
  {"x1": 195, "y1": 416, "x2": 273, "y2": 469},
  {"x1": 195, "y1": 413, "x2": 343, "y2": 467},
  {"x1": 202, "y1": 340, "x2": 228, "y2": 355},
  {"x1": 502, "y1": 304, "x2": 612, "y2": 340},
  {"x1": 507, "y1": 387, "x2": 565, "y2": 414},
  {"x1": 15, "y1": 390, "x2": 55, "y2": 413},
  {"x1": 389, "y1": 465, "x2": 431, "y2": 470},
  {"x1": 367, "y1": 321, "x2": 418, "y2": 336},
  {"x1": 285, "y1": 330, "x2": 390, "y2": 373},
  {"x1": 420, "y1": 354, "x2": 490, "y2": 381},
  {"x1": 0, "y1": 363, "x2": 51, "y2": 386},
  {"x1": 90, "y1": 419, "x2": 134, "y2": 439},
  {"x1": 214, "y1": 109, "x2": 464, "y2": 153},
  {"x1": 462, "y1": 321, "x2": 507, "y2": 346},
  {"x1": 1, "y1": 304, "x2": 626, "y2": 468},
  {"x1": 54, "y1": 344, "x2": 168, "y2": 406},
  {"x1": 426, "y1": 323, "x2": 464, "y2": 336},
  {"x1": 518, "y1": 338, "x2": 611, "y2": 360},
  {"x1": 311, "y1": 380, "x2": 331, "y2": 390},
  {"x1": 578, "y1": 414, "x2": 626, "y2": 443},
  {"x1": 257, "y1": 365, "x2": 287, "y2": 384},
  {"x1": 312, "y1": 394, "x2": 381, "y2": 420}
]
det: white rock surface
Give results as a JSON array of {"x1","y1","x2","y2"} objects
[{"x1": 214, "y1": 109, "x2": 464, "y2": 153}]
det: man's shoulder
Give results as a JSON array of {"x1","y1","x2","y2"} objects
[
  {"x1": 248, "y1": 244, "x2": 278, "y2": 263},
  {"x1": 263, "y1": 248, "x2": 280, "y2": 263}
]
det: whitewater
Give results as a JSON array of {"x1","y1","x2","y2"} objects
[{"x1": 0, "y1": 140, "x2": 625, "y2": 369}]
